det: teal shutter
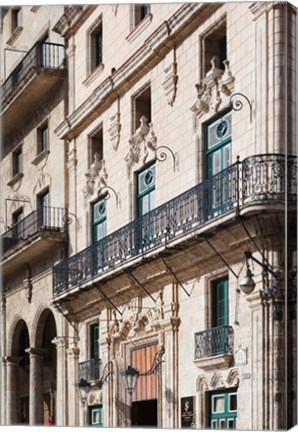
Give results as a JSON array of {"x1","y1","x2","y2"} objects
[
  {"x1": 90, "y1": 323, "x2": 99, "y2": 359},
  {"x1": 137, "y1": 164, "x2": 156, "y2": 217},
  {"x1": 92, "y1": 199, "x2": 107, "y2": 244},
  {"x1": 210, "y1": 389, "x2": 237, "y2": 429},
  {"x1": 90, "y1": 405, "x2": 103, "y2": 427},
  {"x1": 212, "y1": 277, "x2": 229, "y2": 327}
]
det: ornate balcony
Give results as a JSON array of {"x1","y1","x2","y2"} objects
[
  {"x1": 1, "y1": 41, "x2": 66, "y2": 138},
  {"x1": 2, "y1": 206, "x2": 67, "y2": 274},
  {"x1": 194, "y1": 325, "x2": 234, "y2": 371},
  {"x1": 78, "y1": 358, "x2": 102, "y2": 382},
  {"x1": 53, "y1": 154, "x2": 297, "y2": 298}
]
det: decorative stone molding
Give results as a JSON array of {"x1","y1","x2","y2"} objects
[
  {"x1": 67, "y1": 147, "x2": 77, "y2": 171},
  {"x1": 194, "y1": 353, "x2": 233, "y2": 371},
  {"x1": 32, "y1": 170, "x2": 52, "y2": 196},
  {"x1": 196, "y1": 367, "x2": 239, "y2": 392},
  {"x1": 108, "y1": 111, "x2": 121, "y2": 151},
  {"x1": 87, "y1": 387, "x2": 103, "y2": 406},
  {"x1": 31, "y1": 149, "x2": 50, "y2": 167},
  {"x1": 125, "y1": 116, "x2": 157, "y2": 174},
  {"x1": 23, "y1": 277, "x2": 33, "y2": 303},
  {"x1": 6, "y1": 26, "x2": 23, "y2": 46},
  {"x1": 162, "y1": 62, "x2": 178, "y2": 106},
  {"x1": 82, "y1": 153, "x2": 108, "y2": 198},
  {"x1": 191, "y1": 57, "x2": 235, "y2": 118},
  {"x1": 7, "y1": 173, "x2": 24, "y2": 190}
]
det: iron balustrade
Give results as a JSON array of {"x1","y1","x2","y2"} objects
[
  {"x1": 53, "y1": 154, "x2": 297, "y2": 296},
  {"x1": 194, "y1": 325, "x2": 234, "y2": 359},
  {"x1": 1, "y1": 41, "x2": 65, "y2": 109},
  {"x1": 78, "y1": 359, "x2": 102, "y2": 382},
  {"x1": 2, "y1": 206, "x2": 67, "y2": 253}
]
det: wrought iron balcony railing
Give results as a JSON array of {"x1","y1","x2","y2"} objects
[
  {"x1": 1, "y1": 41, "x2": 65, "y2": 110},
  {"x1": 53, "y1": 154, "x2": 297, "y2": 296},
  {"x1": 2, "y1": 206, "x2": 67, "y2": 254},
  {"x1": 79, "y1": 358, "x2": 101, "y2": 382},
  {"x1": 194, "y1": 325, "x2": 234, "y2": 359}
]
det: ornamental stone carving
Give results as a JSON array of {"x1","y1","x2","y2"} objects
[
  {"x1": 191, "y1": 57, "x2": 235, "y2": 118},
  {"x1": 162, "y1": 61, "x2": 178, "y2": 106},
  {"x1": 83, "y1": 153, "x2": 108, "y2": 198},
  {"x1": 108, "y1": 111, "x2": 121, "y2": 151},
  {"x1": 125, "y1": 116, "x2": 157, "y2": 174}
]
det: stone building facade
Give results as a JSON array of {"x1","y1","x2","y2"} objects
[{"x1": 0, "y1": 3, "x2": 297, "y2": 429}]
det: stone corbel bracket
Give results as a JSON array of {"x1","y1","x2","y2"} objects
[
  {"x1": 191, "y1": 56, "x2": 235, "y2": 118},
  {"x1": 162, "y1": 61, "x2": 178, "y2": 106},
  {"x1": 125, "y1": 116, "x2": 157, "y2": 175},
  {"x1": 108, "y1": 111, "x2": 121, "y2": 151}
]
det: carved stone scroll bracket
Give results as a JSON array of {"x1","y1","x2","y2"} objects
[
  {"x1": 155, "y1": 145, "x2": 179, "y2": 172},
  {"x1": 23, "y1": 277, "x2": 33, "y2": 303}
]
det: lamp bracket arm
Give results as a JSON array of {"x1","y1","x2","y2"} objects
[
  {"x1": 244, "y1": 251, "x2": 277, "y2": 278},
  {"x1": 140, "y1": 345, "x2": 165, "y2": 376}
]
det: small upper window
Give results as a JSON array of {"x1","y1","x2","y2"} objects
[
  {"x1": 37, "y1": 122, "x2": 49, "y2": 154},
  {"x1": 12, "y1": 8, "x2": 21, "y2": 32},
  {"x1": 133, "y1": 85, "x2": 151, "y2": 132},
  {"x1": 202, "y1": 20, "x2": 227, "y2": 77},
  {"x1": 89, "y1": 19, "x2": 103, "y2": 73},
  {"x1": 134, "y1": 4, "x2": 150, "y2": 27},
  {"x1": 12, "y1": 147, "x2": 23, "y2": 177},
  {"x1": 89, "y1": 125, "x2": 103, "y2": 166}
]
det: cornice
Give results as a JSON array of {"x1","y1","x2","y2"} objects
[
  {"x1": 55, "y1": 2, "x2": 222, "y2": 140},
  {"x1": 52, "y1": 6, "x2": 95, "y2": 38},
  {"x1": 249, "y1": 1, "x2": 297, "y2": 20}
]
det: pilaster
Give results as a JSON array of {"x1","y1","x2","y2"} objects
[
  {"x1": 26, "y1": 348, "x2": 46, "y2": 425},
  {"x1": 67, "y1": 346, "x2": 80, "y2": 426},
  {"x1": 5, "y1": 356, "x2": 22, "y2": 424},
  {"x1": 52, "y1": 337, "x2": 67, "y2": 426}
]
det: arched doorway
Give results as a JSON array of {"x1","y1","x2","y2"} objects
[
  {"x1": 10, "y1": 319, "x2": 30, "y2": 424},
  {"x1": 34, "y1": 309, "x2": 57, "y2": 425}
]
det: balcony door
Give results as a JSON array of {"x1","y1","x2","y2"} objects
[
  {"x1": 92, "y1": 198, "x2": 106, "y2": 273},
  {"x1": 212, "y1": 277, "x2": 229, "y2": 327},
  {"x1": 137, "y1": 163, "x2": 155, "y2": 249},
  {"x1": 38, "y1": 190, "x2": 49, "y2": 226},
  {"x1": 206, "y1": 111, "x2": 232, "y2": 217}
]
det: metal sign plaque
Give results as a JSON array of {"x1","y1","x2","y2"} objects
[{"x1": 181, "y1": 396, "x2": 195, "y2": 428}]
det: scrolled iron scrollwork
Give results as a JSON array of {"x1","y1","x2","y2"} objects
[
  {"x1": 155, "y1": 146, "x2": 178, "y2": 172},
  {"x1": 101, "y1": 186, "x2": 120, "y2": 208},
  {"x1": 230, "y1": 92, "x2": 253, "y2": 124}
]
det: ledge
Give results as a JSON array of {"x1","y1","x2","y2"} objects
[
  {"x1": 194, "y1": 354, "x2": 234, "y2": 371},
  {"x1": 7, "y1": 172, "x2": 23, "y2": 188},
  {"x1": 6, "y1": 26, "x2": 23, "y2": 46},
  {"x1": 31, "y1": 149, "x2": 50, "y2": 166},
  {"x1": 83, "y1": 63, "x2": 104, "y2": 87},
  {"x1": 126, "y1": 13, "x2": 153, "y2": 43}
]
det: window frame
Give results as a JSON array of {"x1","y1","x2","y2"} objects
[
  {"x1": 37, "y1": 121, "x2": 49, "y2": 154},
  {"x1": 209, "y1": 388, "x2": 237, "y2": 429},
  {"x1": 200, "y1": 17, "x2": 227, "y2": 79},
  {"x1": 12, "y1": 145, "x2": 23, "y2": 177},
  {"x1": 11, "y1": 7, "x2": 22, "y2": 32},
  {"x1": 87, "y1": 16, "x2": 103, "y2": 76},
  {"x1": 91, "y1": 197, "x2": 107, "y2": 244},
  {"x1": 132, "y1": 83, "x2": 151, "y2": 134},
  {"x1": 88, "y1": 124, "x2": 103, "y2": 166}
]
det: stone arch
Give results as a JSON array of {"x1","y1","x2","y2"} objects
[
  {"x1": 31, "y1": 307, "x2": 58, "y2": 425},
  {"x1": 7, "y1": 314, "x2": 30, "y2": 357}
]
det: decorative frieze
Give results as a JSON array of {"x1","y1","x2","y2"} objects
[
  {"x1": 191, "y1": 57, "x2": 235, "y2": 118},
  {"x1": 125, "y1": 116, "x2": 157, "y2": 174},
  {"x1": 82, "y1": 154, "x2": 108, "y2": 198}
]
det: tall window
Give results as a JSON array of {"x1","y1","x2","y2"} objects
[
  {"x1": 205, "y1": 110, "x2": 232, "y2": 216},
  {"x1": 37, "y1": 122, "x2": 49, "y2": 153},
  {"x1": 137, "y1": 164, "x2": 155, "y2": 218},
  {"x1": 38, "y1": 189, "x2": 49, "y2": 226},
  {"x1": 89, "y1": 20, "x2": 103, "y2": 72},
  {"x1": 90, "y1": 322, "x2": 99, "y2": 360},
  {"x1": 12, "y1": 147, "x2": 23, "y2": 176},
  {"x1": 92, "y1": 199, "x2": 106, "y2": 243},
  {"x1": 209, "y1": 388, "x2": 237, "y2": 429},
  {"x1": 211, "y1": 277, "x2": 229, "y2": 327},
  {"x1": 12, "y1": 208, "x2": 24, "y2": 238}
]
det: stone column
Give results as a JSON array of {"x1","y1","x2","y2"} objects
[
  {"x1": 52, "y1": 337, "x2": 67, "y2": 426},
  {"x1": 5, "y1": 356, "x2": 22, "y2": 424},
  {"x1": 26, "y1": 348, "x2": 45, "y2": 425},
  {"x1": 67, "y1": 346, "x2": 80, "y2": 426}
]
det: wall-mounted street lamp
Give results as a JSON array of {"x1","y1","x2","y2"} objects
[
  {"x1": 75, "y1": 378, "x2": 91, "y2": 406},
  {"x1": 239, "y1": 251, "x2": 277, "y2": 295},
  {"x1": 121, "y1": 345, "x2": 165, "y2": 394}
]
